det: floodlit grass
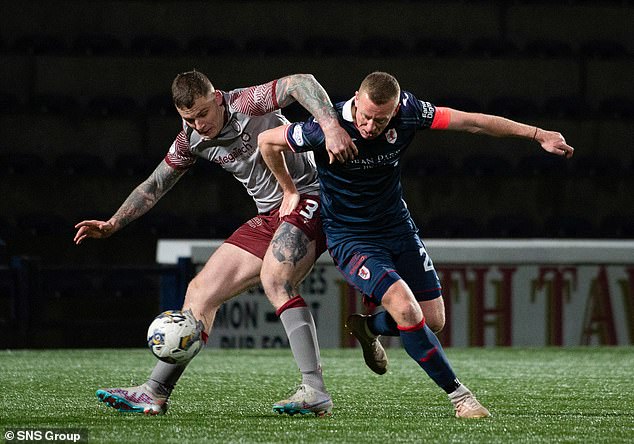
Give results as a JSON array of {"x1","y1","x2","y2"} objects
[{"x1": 1, "y1": 347, "x2": 633, "y2": 443}]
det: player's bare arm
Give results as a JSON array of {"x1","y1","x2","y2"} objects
[
  {"x1": 445, "y1": 108, "x2": 575, "y2": 158},
  {"x1": 74, "y1": 160, "x2": 187, "y2": 244},
  {"x1": 258, "y1": 125, "x2": 301, "y2": 217},
  {"x1": 276, "y1": 74, "x2": 357, "y2": 163}
]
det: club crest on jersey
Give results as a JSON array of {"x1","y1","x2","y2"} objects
[
  {"x1": 292, "y1": 125, "x2": 305, "y2": 146},
  {"x1": 385, "y1": 128, "x2": 397, "y2": 144},
  {"x1": 358, "y1": 265, "x2": 371, "y2": 280}
]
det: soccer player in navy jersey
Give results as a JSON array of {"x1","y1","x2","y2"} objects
[
  {"x1": 74, "y1": 71, "x2": 356, "y2": 416},
  {"x1": 259, "y1": 71, "x2": 574, "y2": 418}
]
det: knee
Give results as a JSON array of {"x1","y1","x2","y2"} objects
[
  {"x1": 183, "y1": 275, "x2": 217, "y2": 312},
  {"x1": 185, "y1": 275, "x2": 204, "y2": 300},
  {"x1": 259, "y1": 269, "x2": 286, "y2": 294},
  {"x1": 425, "y1": 314, "x2": 445, "y2": 334},
  {"x1": 419, "y1": 297, "x2": 446, "y2": 333},
  {"x1": 385, "y1": 298, "x2": 423, "y2": 327}
]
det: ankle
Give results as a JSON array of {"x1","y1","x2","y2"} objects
[{"x1": 146, "y1": 380, "x2": 172, "y2": 398}]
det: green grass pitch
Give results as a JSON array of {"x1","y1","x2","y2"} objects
[{"x1": 2, "y1": 347, "x2": 633, "y2": 443}]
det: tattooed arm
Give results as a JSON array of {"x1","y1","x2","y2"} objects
[
  {"x1": 276, "y1": 74, "x2": 357, "y2": 163},
  {"x1": 73, "y1": 160, "x2": 187, "y2": 244}
]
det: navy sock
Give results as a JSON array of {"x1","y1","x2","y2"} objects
[
  {"x1": 367, "y1": 310, "x2": 400, "y2": 336},
  {"x1": 399, "y1": 320, "x2": 460, "y2": 393}
]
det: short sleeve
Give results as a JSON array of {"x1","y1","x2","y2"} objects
[
  {"x1": 165, "y1": 130, "x2": 197, "y2": 169},
  {"x1": 284, "y1": 118, "x2": 325, "y2": 153},
  {"x1": 226, "y1": 80, "x2": 279, "y2": 116}
]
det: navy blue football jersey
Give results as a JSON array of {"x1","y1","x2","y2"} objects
[{"x1": 285, "y1": 91, "x2": 444, "y2": 246}]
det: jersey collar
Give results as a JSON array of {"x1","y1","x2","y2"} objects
[{"x1": 342, "y1": 97, "x2": 354, "y2": 122}]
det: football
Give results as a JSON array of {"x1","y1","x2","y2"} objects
[{"x1": 147, "y1": 310, "x2": 203, "y2": 364}]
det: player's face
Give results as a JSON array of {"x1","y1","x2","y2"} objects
[
  {"x1": 177, "y1": 92, "x2": 224, "y2": 139},
  {"x1": 353, "y1": 91, "x2": 399, "y2": 139}
]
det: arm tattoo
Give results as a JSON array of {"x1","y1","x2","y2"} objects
[
  {"x1": 112, "y1": 160, "x2": 186, "y2": 229},
  {"x1": 271, "y1": 223, "x2": 309, "y2": 266},
  {"x1": 276, "y1": 74, "x2": 339, "y2": 124}
]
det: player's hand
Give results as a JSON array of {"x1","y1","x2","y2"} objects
[
  {"x1": 536, "y1": 129, "x2": 574, "y2": 159},
  {"x1": 323, "y1": 125, "x2": 358, "y2": 164},
  {"x1": 73, "y1": 219, "x2": 116, "y2": 244},
  {"x1": 279, "y1": 191, "x2": 301, "y2": 218}
]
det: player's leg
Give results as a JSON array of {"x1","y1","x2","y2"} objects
[
  {"x1": 336, "y1": 245, "x2": 394, "y2": 375},
  {"x1": 347, "y1": 237, "x2": 445, "y2": 371},
  {"x1": 146, "y1": 243, "x2": 262, "y2": 394},
  {"x1": 381, "y1": 279, "x2": 490, "y2": 418},
  {"x1": 97, "y1": 242, "x2": 263, "y2": 415},
  {"x1": 260, "y1": 197, "x2": 332, "y2": 416}
]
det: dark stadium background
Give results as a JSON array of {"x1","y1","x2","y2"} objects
[{"x1": 1, "y1": 0, "x2": 632, "y2": 348}]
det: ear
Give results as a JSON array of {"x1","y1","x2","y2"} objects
[
  {"x1": 393, "y1": 102, "x2": 401, "y2": 117},
  {"x1": 214, "y1": 90, "x2": 223, "y2": 105}
]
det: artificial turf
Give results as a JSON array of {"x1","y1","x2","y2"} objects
[{"x1": 1, "y1": 347, "x2": 633, "y2": 443}]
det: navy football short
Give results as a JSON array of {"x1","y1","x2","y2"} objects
[{"x1": 328, "y1": 233, "x2": 442, "y2": 304}]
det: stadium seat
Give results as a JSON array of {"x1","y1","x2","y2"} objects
[
  {"x1": 143, "y1": 212, "x2": 193, "y2": 238},
  {"x1": 130, "y1": 34, "x2": 182, "y2": 56},
  {"x1": 580, "y1": 39, "x2": 628, "y2": 59},
  {"x1": 487, "y1": 96, "x2": 537, "y2": 119},
  {"x1": 12, "y1": 33, "x2": 68, "y2": 55},
  {"x1": 302, "y1": 35, "x2": 353, "y2": 56},
  {"x1": 244, "y1": 36, "x2": 293, "y2": 55},
  {"x1": 42, "y1": 269, "x2": 97, "y2": 301},
  {"x1": 196, "y1": 212, "x2": 243, "y2": 239},
  {"x1": 515, "y1": 153, "x2": 569, "y2": 177},
  {"x1": 599, "y1": 214, "x2": 634, "y2": 238},
  {"x1": 87, "y1": 95, "x2": 139, "y2": 117},
  {"x1": 17, "y1": 212, "x2": 71, "y2": 237},
  {"x1": 523, "y1": 39, "x2": 574, "y2": 58},
  {"x1": 72, "y1": 33, "x2": 124, "y2": 56},
  {"x1": 54, "y1": 152, "x2": 109, "y2": 176},
  {"x1": 413, "y1": 37, "x2": 463, "y2": 57},
  {"x1": 435, "y1": 95, "x2": 483, "y2": 113},
  {"x1": 461, "y1": 154, "x2": 513, "y2": 177},
  {"x1": 423, "y1": 214, "x2": 482, "y2": 238},
  {"x1": 542, "y1": 96, "x2": 589, "y2": 120},
  {"x1": 599, "y1": 96, "x2": 634, "y2": 120},
  {"x1": 187, "y1": 35, "x2": 238, "y2": 55},
  {"x1": 0, "y1": 218, "x2": 14, "y2": 246},
  {"x1": 485, "y1": 214, "x2": 539, "y2": 238},
  {"x1": 570, "y1": 155, "x2": 622, "y2": 178},
  {"x1": 542, "y1": 215, "x2": 595, "y2": 238},
  {"x1": 0, "y1": 92, "x2": 21, "y2": 113},
  {"x1": 145, "y1": 94, "x2": 177, "y2": 117},
  {"x1": 358, "y1": 36, "x2": 406, "y2": 57},
  {"x1": 29, "y1": 94, "x2": 78, "y2": 115},
  {"x1": 468, "y1": 37, "x2": 518, "y2": 58},
  {"x1": 401, "y1": 154, "x2": 455, "y2": 177},
  {"x1": 113, "y1": 154, "x2": 156, "y2": 177},
  {"x1": 0, "y1": 153, "x2": 46, "y2": 175},
  {"x1": 103, "y1": 271, "x2": 159, "y2": 300}
]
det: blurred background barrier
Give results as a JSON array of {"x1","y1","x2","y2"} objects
[
  {"x1": 158, "y1": 239, "x2": 634, "y2": 349},
  {"x1": 2, "y1": 239, "x2": 632, "y2": 349}
]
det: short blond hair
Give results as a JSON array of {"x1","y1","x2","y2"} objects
[{"x1": 359, "y1": 71, "x2": 400, "y2": 105}]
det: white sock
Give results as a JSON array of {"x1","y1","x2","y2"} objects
[{"x1": 279, "y1": 306, "x2": 327, "y2": 393}]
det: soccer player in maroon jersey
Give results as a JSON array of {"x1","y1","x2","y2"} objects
[{"x1": 74, "y1": 71, "x2": 357, "y2": 416}]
